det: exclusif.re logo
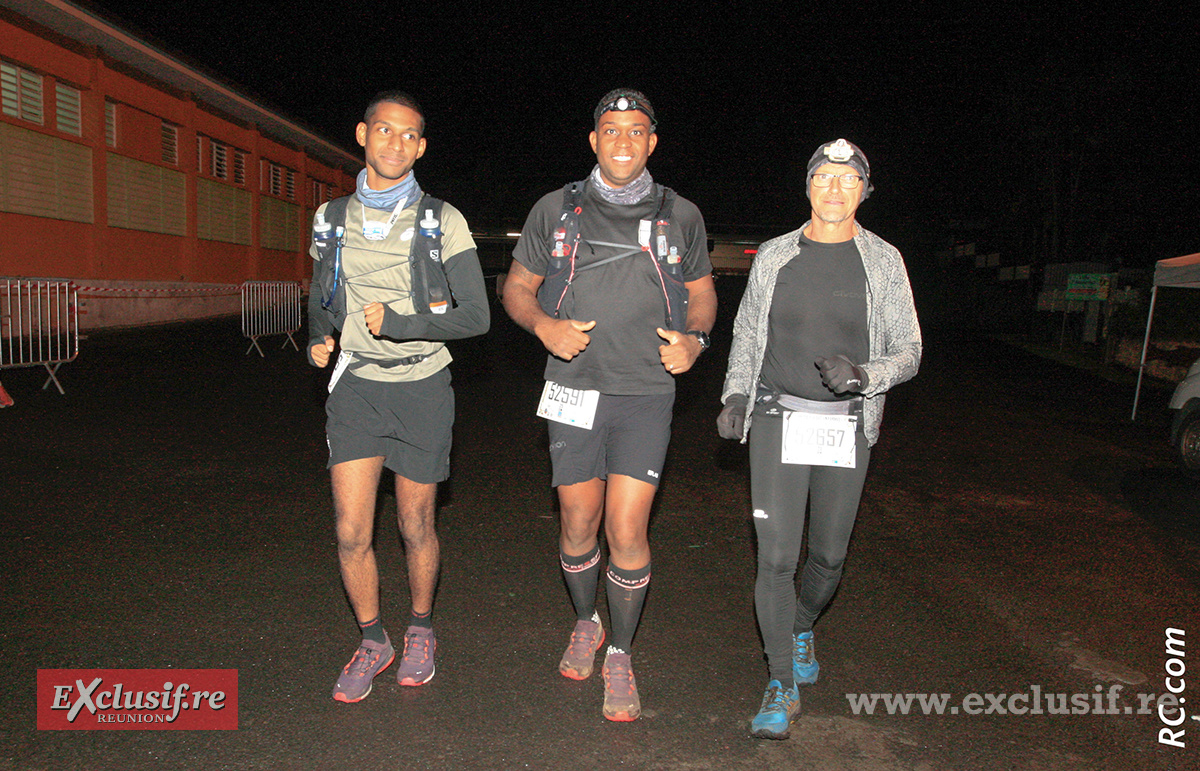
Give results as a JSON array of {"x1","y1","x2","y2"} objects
[{"x1": 37, "y1": 669, "x2": 238, "y2": 731}]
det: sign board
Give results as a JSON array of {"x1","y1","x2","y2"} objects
[{"x1": 1065, "y1": 273, "x2": 1112, "y2": 301}]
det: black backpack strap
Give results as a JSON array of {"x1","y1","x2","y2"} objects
[
  {"x1": 564, "y1": 179, "x2": 586, "y2": 212},
  {"x1": 653, "y1": 185, "x2": 676, "y2": 221},
  {"x1": 314, "y1": 195, "x2": 352, "y2": 325},
  {"x1": 651, "y1": 184, "x2": 676, "y2": 261},
  {"x1": 410, "y1": 195, "x2": 453, "y2": 314},
  {"x1": 558, "y1": 179, "x2": 586, "y2": 258},
  {"x1": 323, "y1": 195, "x2": 351, "y2": 233},
  {"x1": 649, "y1": 185, "x2": 688, "y2": 331},
  {"x1": 537, "y1": 180, "x2": 589, "y2": 318},
  {"x1": 410, "y1": 194, "x2": 445, "y2": 261}
]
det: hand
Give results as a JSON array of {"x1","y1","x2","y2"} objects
[
  {"x1": 536, "y1": 319, "x2": 596, "y2": 361},
  {"x1": 364, "y1": 302, "x2": 386, "y2": 336},
  {"x1": 310, "y1": 336, "x2": 335, "y2": 368},
  {"x1": 815, "y1": 355, "x2": 868, "y2": 394},
  {"x1": 717, "y1": 394, "x2": 748, "y2": 440},
  {"x1": 657, "y1": 328, "x2": 702, "y2": 375}
]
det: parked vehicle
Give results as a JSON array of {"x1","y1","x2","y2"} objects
[{"x1": 1169, "y1": 357, "x2": 1200, "y2": 477}]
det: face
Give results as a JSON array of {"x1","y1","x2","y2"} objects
[
  {"x1": 589, "y1": 109, "x2": 658, "y2": 188},
  {"x1": 356, "y1": 102, "x2": 426, "y2": 190},
  {"x1": 808, "y1": 163, "x2": 864, "y2": 226}
]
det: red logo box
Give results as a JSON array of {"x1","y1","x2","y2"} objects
[{"x1": 37, "y1": 669, "x2": 238, "y2": 730}]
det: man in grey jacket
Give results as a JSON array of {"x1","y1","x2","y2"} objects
[{"x1": 717, "y1": 139, "x2": 920, "y2": 739}]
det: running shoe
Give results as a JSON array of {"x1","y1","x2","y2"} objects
[
  {"x1": 559, "y1": 613, "x2": 605, "y2": 680},
  {"x1": 396, "y1": 625, "x2": 437, "y2": 686},
  {"x1": 750, "y1": 679, "x2": 800, "y2": 739},
  {"x1": 793, "y1": 630, "x2": 820, "y2": 685},
  {"x1": 332, "y1": 634, "x2": 395, "y2": 703},
  {"x1": 601, "y1": 647, "x2": 640, "y2": 722}
]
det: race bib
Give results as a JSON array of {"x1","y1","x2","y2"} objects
[
  {"x1": 781, "y1": 411, "x2": 858, "y2": 467},
  {"x1": 328, "y1": 350, "x2": 353, "y2": 393},
  {"x1": 536, "y1": 380, "x2": 600, "y2": 429}
]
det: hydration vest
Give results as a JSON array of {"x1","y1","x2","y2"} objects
[
  {"x1": 536, "y1": 180, "x2": 689, "y2": 332},
  {"x1": 313, "y1": 193, "x2": 452, "y2": 331}
]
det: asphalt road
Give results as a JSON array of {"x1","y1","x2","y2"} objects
[{"x1": 2, "y1": 279, "x2": 1197, "y2": 770}]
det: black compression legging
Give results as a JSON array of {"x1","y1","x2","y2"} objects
[{"x1": 748, "y1": 408, "x2": 871, "y2": 684}]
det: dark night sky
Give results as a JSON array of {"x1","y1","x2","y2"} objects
[{"x1": 79, "y1": 0, "x2": 1200, "y2": 266}]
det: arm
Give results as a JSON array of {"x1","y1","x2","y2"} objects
[
  {"x1": 306, "y1": 203, "x2": 339, "y2": 367},
  {"x1": 722, "y1": 255, "x2": 768, "y2": 403},
  {"x1": 307, "y1": 277, "x2": 337, "y2": 367},
  {"x1": 656, "y1": 274, "x2": 716, "y2": 375},
  {"x1": 859, "y1": 252, "x2": 922, "y2": 397},
  {"x1": 367, "y1": 248, "x2": 491, "y2": 341},
  {"x1": 501, "y1": 259, "x2": 596, "y2": 360},
  {"x1": 717, "y1": 269, "x2": 765, "y2": 439}
]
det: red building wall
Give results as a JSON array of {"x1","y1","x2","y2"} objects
[{"x1": 1, "y1": 10, "x2": 356, "y2": 295}]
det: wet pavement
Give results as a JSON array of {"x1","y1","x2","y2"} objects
[{"x1": 2, "y1": 279, "x2": 1197, "y2": 770}]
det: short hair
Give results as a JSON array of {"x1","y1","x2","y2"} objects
[{"x1": 363, "y1": 90, "x2": 425, "y2": 134}]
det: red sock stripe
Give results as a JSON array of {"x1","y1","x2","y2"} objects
[
  {"x1": 606, "y1": 568, "x2": 651, "y2": 590},
  {"x1": 561, "y1": 549, "x2": 601, "y2": 573}
]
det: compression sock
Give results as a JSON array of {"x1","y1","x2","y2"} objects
[
  {"x1": 359, "y1": 616, "x2": 387, "y2": 644},
  {"x1": 561, "y1": 545, "x2": 602, "y2": 621},
  {"x1": 409, "y1": 609, "x2": 432, "y2": 629},
  {"x1": 606, "y1": 562, "x2": 651, "y2": 652}
]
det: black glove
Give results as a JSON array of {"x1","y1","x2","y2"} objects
[
  {"x1": 815, "y1": 355, "x2": 868, "y2": 394},
  {"x1": 717, "y1": 394, "x2": 748, "y2": 440}
]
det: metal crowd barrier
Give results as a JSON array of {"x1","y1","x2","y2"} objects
[
  {"x1": 241, "y1": 281, "x2": 302, "y2": 357},
  {"x1": 0, "y1": 278, "x2": 79, "y2": 395}
]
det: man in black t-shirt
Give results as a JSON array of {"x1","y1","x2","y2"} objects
[{"x1": 503, "y1": 89, "x2": 716, "y2": 722}]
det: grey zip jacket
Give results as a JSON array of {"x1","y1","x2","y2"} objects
[{"x1": 721, "y1": 222, "x2": 921, "y2": 447}]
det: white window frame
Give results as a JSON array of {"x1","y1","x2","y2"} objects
[
  {"x1": 1, "y1": 60, "x2": 45, "y2": 125},
  {"x1": 105, "y1": 101, "x2": 117, "y2": 147},
  {"x1": 55, "y1": 82, "x2": 82, "y2": 136},
  {"x1": 161, "y1": 122, "x2": 178, "y2": 165},
  {"x1": 211, "y1": 141, "x2": 228, "y2": 180},
  {"x1": 233, "y1": 150, "x2": 246, "y2": 186}
]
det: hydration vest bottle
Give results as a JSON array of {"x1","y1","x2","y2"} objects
[{"x1": 420, "y1": 209, "x2": 448, "y2": 314}]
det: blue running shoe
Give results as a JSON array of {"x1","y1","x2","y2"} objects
[
  {"x1": 793, "y1": 631, "x2": 819, "y2": 685},
  {"x1": 750, "y1": 680, "x2": 800, "y2": 739}
]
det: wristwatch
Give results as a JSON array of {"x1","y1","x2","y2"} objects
[{"x1": 685, "y1": 330, "x2": 710, "y2": 351}]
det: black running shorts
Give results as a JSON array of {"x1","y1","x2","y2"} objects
[
  {"x1": 547, "y1": 392, "x2": 674, "y2": 487},
  {"x1": 325, "y1": 368, "x2": 454, "y2": 483}
]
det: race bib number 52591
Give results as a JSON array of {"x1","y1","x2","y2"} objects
[{"x1": 536, "y1": 381, "x2": 600, "y2": 429}]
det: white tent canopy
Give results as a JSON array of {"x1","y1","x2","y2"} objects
[
  {"x1": 1132, "y1": 253, "x2": 1200, "y2": 420},
  {"x1": 1152, "y1": 252, "x2": 1200, "y2": 288}
]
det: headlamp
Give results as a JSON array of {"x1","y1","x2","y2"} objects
[
  {"x1": 594, "y1": 90, "x2": 657, "y2": 129},
  {"x1": 823, "y1": 139, "x2": 856, "y2": 164}
]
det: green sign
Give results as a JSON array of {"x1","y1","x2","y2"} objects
[{"x1": 1065, "y1": 273, "x2": 1112, "y2": 301}]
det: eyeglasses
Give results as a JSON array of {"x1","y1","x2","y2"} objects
[{"x1": 811, "y1": 173, "x2": 864, "y2": 189}]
